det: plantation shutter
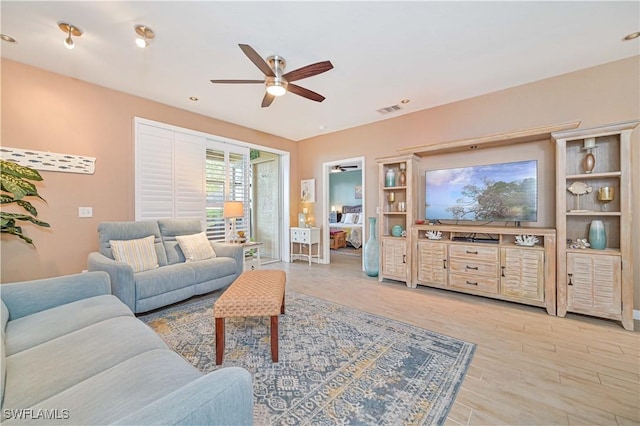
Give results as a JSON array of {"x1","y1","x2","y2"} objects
[
  {"x1": 136, "y1": 123, "x2": 205, "y2": 222},
  {"x1": 205, "y1": 141, "x2": 250, "y2": 241}
]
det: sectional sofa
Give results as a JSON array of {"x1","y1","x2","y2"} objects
[{"x1": 0, "y1": 271, "x2": 253, "y2": 425}]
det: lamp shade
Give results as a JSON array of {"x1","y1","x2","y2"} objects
[{"x1": 223, "y1": 201, "x2": 244, "y2": 218}]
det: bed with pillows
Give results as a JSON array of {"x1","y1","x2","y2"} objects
[
  {"x1": 88, "y1": 219, "x2": 243, "y2": 313},
  {"x1": 329, "y1": 205, "x2": 363, "y2": 249}
]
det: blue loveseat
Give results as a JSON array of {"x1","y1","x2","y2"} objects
[
  {"x1": 0, "y1": 271, "x2": 253, "y2": 425},
  {"x1": 88, "y1": 219, "x2": 243, "y2": 313}
]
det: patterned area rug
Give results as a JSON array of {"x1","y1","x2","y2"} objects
[{"x1": 139, "y1": 291, "x2": 475, "y2": 425}]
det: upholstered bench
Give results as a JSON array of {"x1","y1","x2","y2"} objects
[{"x1": 214, "y1": 270, "x2": 286, "y2": 364}]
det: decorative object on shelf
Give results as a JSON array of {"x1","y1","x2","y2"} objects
[
  {"x1": 364, "y1": 217, "x2": 379, "y2": 277},
  {"x1": 597, "y1": 186, "x2": 615, "y2": 211},
  {"x1": 588, "y1": 220, "x2": 606, "y2": 250},
  {"x1": 385, "y1": 168, "x2": 396, "y2": 187},
  {"x1": 567, "y1": 181, "x2": 592, "y2": 212},
  {"x1": 515, "y1": 235, "x2": 539, "y2": 246},
  {"x1": 415, "y1": 220, "x2": 425, "y2": 225},
  {"x1": 398, "y1": 163, "x2": 406, "y2": 186},
  {"x1": 236, "y1": 231, "x2": 247, "y2": 243},
  {"x1": 582, "y1": 137, "x2": 596, "y2": 174},
  {"x1": 569, "y1": 238, "x2": 590, "y2": 250},
  {"x1": 397, "y1": 201, "x2": 406, "y2": 212},
  {"x1": 391, "y1": 225, "x2": 404, "y2": 237},
  {"x1": 301, "y1": 179, "x2": 316, "y2": 203},
  {"x1": 426, "y1": 230, "x2": 442, "y2": 240},
  {"x1": 387, "y1": 192, "x2": 395, "y2": 211},
  {"x1": 223, "y1": 201, "x2": 244, "y2": 243}
]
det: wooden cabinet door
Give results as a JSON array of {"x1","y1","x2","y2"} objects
[
  {"x1": 417, "y1": 241, "x2": 447, "y2": 286},
  {"x1": 381, "y1": 238, "x2": 406, "y2": 281},
  {"x1": 566, "y1": 253, "x2": 621, "y2": 316},
  {"x1": 500, "y1": 247, "x2": 544, "y2": 302}
]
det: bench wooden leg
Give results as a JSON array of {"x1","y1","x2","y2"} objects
[
  {"x1": 281, "y1": 293, "x2": 285, "y2": 314},
  {"x1": 270, "y1": 315, "x2": 278, "y2": 362},
  {"x1": 215, "y1": 317, "x2": 225, "y2": 365}
]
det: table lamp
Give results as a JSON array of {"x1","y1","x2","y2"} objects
[{"x1": 223, "y1": 201, "x2": 244, "y2": 243}]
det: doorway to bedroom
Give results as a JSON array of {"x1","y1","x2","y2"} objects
[{"x1": 322, "y1": 157, "x2": 365, "y2": 270}]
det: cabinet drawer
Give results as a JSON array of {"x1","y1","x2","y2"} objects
[
  {"x1": 449, "y1": 273, "x2": 499, "y2": 294},
  {"x1": 449, "y1": 259, "x2": 499, "y2": 278},
  {"x1": 291, "y1": 230, "x2": 309, "y2": 243},
  {"x1": 449, "y1": 244, "x2": 498, "y2": 262}
]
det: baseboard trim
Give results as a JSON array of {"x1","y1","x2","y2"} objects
[{"x1": 634, "y1": 310, "x2": 640, "y2": 320}]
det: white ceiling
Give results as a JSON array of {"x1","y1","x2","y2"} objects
[{"x1": 1, "y1": 1, "x2": 638, "y2": 141}]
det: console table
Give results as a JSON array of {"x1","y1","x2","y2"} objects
[{"x1": 290, "y1": 227, "x2": 321, "y2": 265}]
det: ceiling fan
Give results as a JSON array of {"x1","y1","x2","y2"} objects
[
  {"x1": 211, "y1": 44, "x2": 333, "y2": 108},
  {"x1": 331, "y1": 164, "x2": 359, "y2": 172}
]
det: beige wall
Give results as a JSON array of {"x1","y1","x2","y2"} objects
[
  {"x1": 0, "y1": 59, "x2": 298, "y2": 282},
  {"x1": 2, "y1": 56, "x2": 639, "y2": 311},
  {"x1": 298, "y1": 56, "x2": 640, "y2": 309}
]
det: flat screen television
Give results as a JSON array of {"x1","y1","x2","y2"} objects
[{"x1": 425, "y1": 159, "x2": 537, "y2": 223}]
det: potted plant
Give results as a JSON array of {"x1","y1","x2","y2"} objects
[{"x1": 1, "y1": 159, "x2": 50, "y2": 244}]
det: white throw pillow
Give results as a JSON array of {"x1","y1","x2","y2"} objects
[
  {"x1": 344, "y1": 213, "x2": 359, "y2": 224},
  {"x1": 176, "y1": 232, "x2": 216, "y2": 262},
  {"x1": 110, "y1": 235, "x2": 159, "y2": 273},
  {"x1": 357, "y1": 214, "x2": 364, "y2": 225}
]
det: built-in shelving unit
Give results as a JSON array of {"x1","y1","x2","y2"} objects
[
  {"x1": 376, "y1": 154, "x2": 420, "y2": 283},
  {"x1": 553, "y1": 120, "x2": 638, "y2": 331}
]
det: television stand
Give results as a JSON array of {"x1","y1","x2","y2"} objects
[{"x1": 411, "y1": 224, "x2": 557, "y2": 316}]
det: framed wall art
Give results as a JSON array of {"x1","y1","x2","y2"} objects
[{"x1": 301, "y1": 179, "x2": 316, "y2": 203}]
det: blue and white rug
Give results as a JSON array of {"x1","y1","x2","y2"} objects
[{"x1": 140, "y1": 291, "x2": 475, "y2": 425}]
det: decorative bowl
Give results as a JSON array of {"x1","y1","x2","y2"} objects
[
  {"x1": 391, "y1": 225, "x2": 404, "y2": 237},
  {"x1": 515, "y1": 235, "x2": 538, "y2": 246},
  {"x1": 426, "y1": 230, "x2": 442, "y2": 240}
]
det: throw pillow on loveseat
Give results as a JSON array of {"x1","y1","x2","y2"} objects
[{"x1": 88, "y1": 219, "x2": 243, "y2": 313}]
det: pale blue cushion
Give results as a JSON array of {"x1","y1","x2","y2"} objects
[
  {"x1": 187, "y1": 257, "x2": 237, "y2": 282},
  {"x1": 5, "y1": 295, "x2": 132, "y2": 356},
  {"x1": 98, "y1": 221, "x2": 169, "y2": 267},
  {"x1": 3, "y1": 316, "x2": 167, "y2": 409},
  {"x1": 7, "y1": 349, "x2": 203, "y2": 425},
  {"x1": 135, "y1": 263, "x2": 195, "y2": 299},
  {"x1": 158, "y1": 219, "x2": 204, "y2": 264}
]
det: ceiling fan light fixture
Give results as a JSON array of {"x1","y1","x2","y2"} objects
[
  {"x1": 134, "y1": 25, "x2": 155, "y2": 48},
  {"x1": 266, "y1": 78, "x2": 287, "y2": 97},
  {"x1": 58, "y1": 22, "x2": 82, "y2": 50}
]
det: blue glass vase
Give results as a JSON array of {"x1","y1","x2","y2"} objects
[
  {"x1": 588, "y1": 220, "x2": 606, "y2": 250},
  {"x1": 364, "y1": 217, "x2": 379, "y2": 277}
]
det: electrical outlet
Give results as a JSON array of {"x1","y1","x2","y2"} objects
[{"x1": 78, "y1": 207, "x2": 93, "y2": 218}]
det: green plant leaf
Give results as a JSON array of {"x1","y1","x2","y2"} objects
[
  {"x1": 0, "y1": 159, "x2": 43, "y2": 181},
  {"x1": 1, "y1": 173, "x2": 38, "y2": 200},
  {"x1": 0, "y1": 225, "x2": 33, "y2": 245},
  {"x1": 17, "y1": 200, "x2": 39, "y2": 216},
  {"x1": 1, "y1": 194, "x2": 16, "y2": 204},
  {"x1": 0, "y1": 212, "x2": 50, "y2": 227}
]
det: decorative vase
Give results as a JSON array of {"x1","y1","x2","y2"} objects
[
  {"x1": 584, "y1": 150, "x2": 595, "y2": 174},
  {"x1": 588, "y1": 220, "x2": 606, "y2": 250},
  {"x1": 398, "y1": 163, "x2": 407, "y2": 186},
  {"x1": 385, "y1": 168, "x2": 396, "y2": 187},
  {"x1": 364, "y1": 217, "x2": 379, "y2": 277}
]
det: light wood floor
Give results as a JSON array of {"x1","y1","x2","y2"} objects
[{"x1": 263, "y1": 255, "x2": 640, "y2": 426}]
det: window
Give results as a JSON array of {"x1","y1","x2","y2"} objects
[{"x1": 135, "y1": 120, "x2": 250, "y2": 241}]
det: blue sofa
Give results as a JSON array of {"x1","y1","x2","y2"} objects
[
  {"x1": 0, "y1": 271, "x2": 253, "y2": 425},
  {"x1": 88, "y1": 219, "x2": 243, "y2": 313}
]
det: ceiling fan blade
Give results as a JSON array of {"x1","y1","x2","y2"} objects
[
  {"x1": 282, "y1": 61, "x2": 333, "y2": 82},
  {"x1": 261, "y1": 92, "x2": 275, "y2": 108},
  {"x1": 210, "y1": 79, "x2": 264, "y2": 84},
  {"x1": 287, "y1": 83, "x2": 326, "y2": 102},
  {"x1": 239, "y1": 44, "x2": 275, "y2": 77}
]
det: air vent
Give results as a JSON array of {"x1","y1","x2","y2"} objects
[{"x1": 376, "y1": 104, "x2": 402, "y2": 115}]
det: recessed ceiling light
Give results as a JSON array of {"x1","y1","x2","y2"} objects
[
  {"x1": 401, "y1": 99, "x2": 410, "y2": 104},
  {"x1": 189, "y1": 96, "x2": 198, "y2": 101},
  {"x1": 623, "y1": 31, "x2": 640, "y2": 41},
  {"x1": 1, "y1": 34, "x2": 16, "y2": 43}
]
